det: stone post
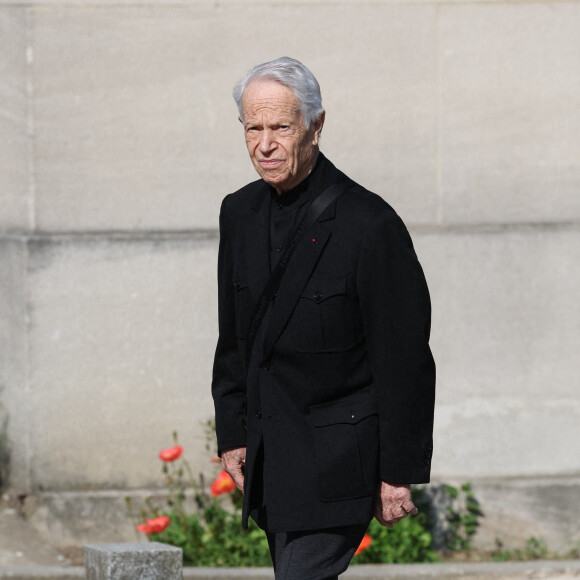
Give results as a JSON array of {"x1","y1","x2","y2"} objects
[{"x1": 84, "y1": 543, "x2": 182, "y2": 580}]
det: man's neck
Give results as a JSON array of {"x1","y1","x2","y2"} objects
[{"x1": 273, "y1": 150, "x2": 320, "y2": 196}]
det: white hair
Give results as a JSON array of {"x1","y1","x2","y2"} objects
[{"x1": 233, "y1": 57, "x2": 324, "y2": 129}]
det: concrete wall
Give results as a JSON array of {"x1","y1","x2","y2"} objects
[
  {"x1": 1, "y1": 0, "x2": 579, "y2": 551},
  {"x1": 0, "y1": 5, "x2": 30, "y2": 490},
  {"x1": 0, "y1": 5, "x2": 30, "y2": 232}
]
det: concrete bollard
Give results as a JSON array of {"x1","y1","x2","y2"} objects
[{"x1": 84, "y1": 543, "x2": 183, "y2": 580}]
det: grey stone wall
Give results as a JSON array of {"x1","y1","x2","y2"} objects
[
  {"x1": 1, "y1": 0, "x2": 579, "y2": 551},
  {"x1": 0, "y1": 5, "x2": 30, "y2": 232}
]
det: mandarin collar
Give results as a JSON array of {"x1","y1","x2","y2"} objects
[{"x1": 268, "y1": 153, "x2": 324, "y2": 212}]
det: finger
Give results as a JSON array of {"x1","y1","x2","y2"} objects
[
  {"x1": 402, "y1": 500, "x2": 418, "y2": 515},
  {"x1": 374, "y1": 505, "x2": 390, "y2": 527},
  {"x1": 376, "y1": 512, "x2": 402, "y2": 528},
  {"x1": 382, "y1": 504, "x2": 395, "y2": 522},
  {"x1": 222, "y1": 455, "x2": 242, "y2": 472},
  {"x1": 234, "y1": 475, "x2": 245, "y2": 493},
  {"x1": 387, "y1": 511, "x2": 405, "y2": 522},
  {"x1": 221, "y1": 459, "x2": 243, "y2": 483},
  {"x1": 375, "y1": 508, "x2": 402, "y2": 528},
  {"x1": 228, "y1": 469, "x2": 244, "y2": 493}
]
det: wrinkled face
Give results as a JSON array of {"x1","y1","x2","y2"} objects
[{"x1": 240, "y1": 79, "x2": 324, "y2": 195}]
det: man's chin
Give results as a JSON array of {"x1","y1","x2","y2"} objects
[{"x1": 260, "y1": 173, "x2": 291, "y2": 192}]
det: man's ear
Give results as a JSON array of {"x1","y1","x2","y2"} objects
[{"x1": 312, "y1": 111, "x2": 325, "y2": 145}]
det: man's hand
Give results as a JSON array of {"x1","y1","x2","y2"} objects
[
  {"x1": 374, "y1": 481, "x2": 418, "y2": 528},
  {"x1": 221, "y1": 446, "x2": 247, "y2": 494}
]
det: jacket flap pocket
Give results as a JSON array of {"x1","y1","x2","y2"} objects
[
  {"x1": 311, "y1": 388, "x2": 378, "y2": 427},
  {"x1": 300, "y1": 277, "x2": 347, "y2": 303}
]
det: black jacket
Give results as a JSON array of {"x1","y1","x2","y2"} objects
[{"x1": 212, "y1": 155, "x2": 435, "y2": 532}]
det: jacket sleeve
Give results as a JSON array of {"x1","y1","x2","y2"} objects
[
  {"x1": 211, "y1": 195, "x2": 248, "y2": 454},
  {"x1": 356, "y1": 209, "x2": 435, "y2": 484}
]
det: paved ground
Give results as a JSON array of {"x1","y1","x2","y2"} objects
[
  {"x1": 1, "y1": 563, "x2": 580, "y2": 580},
  {"x1": 0, "y1": 499, "x2": 72, "y2": 568}
]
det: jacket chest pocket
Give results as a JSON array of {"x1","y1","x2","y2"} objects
[
  {"x1": 311, "y1": 389, "x2": 379, "y2": 502},
  {"x1": 291, "y1": 277, "x2": 355, "y2": 353}
]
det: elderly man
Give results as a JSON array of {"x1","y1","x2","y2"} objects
[{"x1": 212, "y1": 57, "x2": 435, "y2": 579}]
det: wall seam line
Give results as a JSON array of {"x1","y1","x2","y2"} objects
[
  {"x1": 0, "y1": 0, "x2": 579, "y2": 6},
  {"x1": 3, "y1": 220, "x2": 580, "y2": 242}
]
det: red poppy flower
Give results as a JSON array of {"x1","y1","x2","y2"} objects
[
  {"x1": 354, "y1": 533, "x2": 372, "y2": 556},
  {"x1": 158, "y1": 445, "x2": 183, "y2": 462},
  {"x1": 210, "y1": 470, "x2": 236, "y2": 496},
  {"x1": 136, "y1": 515, "x2": 171, "y2": 535}
]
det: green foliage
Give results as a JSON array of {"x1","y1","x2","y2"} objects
[
  {"x1": 443, "y1": 482, "x2": 484, "y2": 551},
  {"x1": 130, "y1": 431, "x2": 492, "y2": 566},
  {"x1": 353, "y1": 488, "x2": 438, "y2": 564},
  {"x1": 353, "y1": 514, "x2": 439, "y2": 564},
  {"x1": 147, "y1": 498, "x2": 271, "y2": 566},
  {"x1": 492, "y1": 536, "x2": 549, "y2": 562},
  {"x1": 524, "y1": 536, "x2": 549, "y2": 560},
  {"x1": 126, "y1": 431, "x2": 272, "y2": 567}
]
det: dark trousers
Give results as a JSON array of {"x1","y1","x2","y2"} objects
[{"x1": 266, "y1": 521, "x2": 370, "y2": 580}]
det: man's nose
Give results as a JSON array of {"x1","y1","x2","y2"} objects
[{"x1": 259, "y1": 130, "x2": 276, "y2": 153}]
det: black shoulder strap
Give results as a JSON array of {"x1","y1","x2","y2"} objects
[{"x1": 245, "y1": 182, "x2": 348, "y2": 365}]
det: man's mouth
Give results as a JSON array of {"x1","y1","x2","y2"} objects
[{"x1": 258, "y1": 159, "x2": 283, "y2": 168}]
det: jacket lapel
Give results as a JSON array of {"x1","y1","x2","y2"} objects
[{"x1": 261, "y1": 202, "x2": 337, "y2": 363}]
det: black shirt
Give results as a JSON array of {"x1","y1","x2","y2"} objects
[{"x1": 268, "y1": 153, "x2": 324, "y2": 271}]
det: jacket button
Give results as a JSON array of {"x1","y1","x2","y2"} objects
[
  {"x1": 233, "y1": 279, "x2": 241, "y2": 290},
  {"x1": 256, "y1": 411, "x2": 262, "y2": 419},
  {"x1": 313, "y1": 290, "x2": 323, "y2": 303}
]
